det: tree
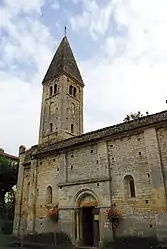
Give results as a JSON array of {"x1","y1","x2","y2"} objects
[
  {"x1": 123, "y1": 111, "x2": 149, "y2": 122},
  {"x1": 0, "y1": 155, "x2": 18, "y2": 215}
]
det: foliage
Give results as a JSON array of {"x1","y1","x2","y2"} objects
[
  {"x1": 5, "y1": 188, "x2": 16, "y2": 219},
  {"x1": 47, "y1": 205, "x2": 59, "y2": 222},
  {"x1": 123, "y1": 111, "x2": 149, "y2": 122},
  {"x1": 106, "y1": 206, "x2": 122, "y2": 226},
  {"x1": 0, "y1": 155, "x2": 18, "y2": 216}
]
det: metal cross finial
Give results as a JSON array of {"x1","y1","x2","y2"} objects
[{"x1": 64, "y1": 26, "x2": 67, "y2": 36}]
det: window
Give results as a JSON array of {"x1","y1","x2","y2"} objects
[
  {"x1": 46, "y1": 186, "x2": 52, "y2": 204},
  {"x1": 49, "y1": 86, "x2": 53, "y2": 96},
  {"x1": 54, "y1": 84, "x2": 57, "y2": 94},
  {"x1": 129, "y1": 179, "x2": 135, "y2": 197},
  {"x1": 69, "y1": 85, "x2": 73, "y2": 95},
  {"x1": 50, "y1": 123, "x2": 53, "y2": 132},
  {"x1": 69, "y1": 85, "x2": 77, "y2": 98},
  {"x1": 124, "y1": 175, "x2": 136, "y2": 198},
  {"x1": 73, "y1": 87, "x2": 76, "y2": 97},
  {"x1": 71, "y1": 124, "x2": 74, "y2": 133}
]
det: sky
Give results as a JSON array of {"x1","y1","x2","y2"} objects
[{"x1": 0, "y1": 0, "x2": 167, "y2": 156}]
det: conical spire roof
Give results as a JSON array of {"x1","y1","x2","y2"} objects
[{"x1": 42, "y1": 36, "x2": 84, "y2": 85}]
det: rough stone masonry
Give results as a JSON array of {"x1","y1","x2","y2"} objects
[{"x1": 13, "y1": 35, "x2": 167, "y2": 247}]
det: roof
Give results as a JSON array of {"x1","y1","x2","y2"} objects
[
  {"x1": 31, "y1": 109, "x2": 167, "y2": 158},
  {"x1": 0, "y1": 152, "x2": 18, "y2": 160},
  {"x1": 42, "y1": 36, "x2": 84, "y2": 85}
]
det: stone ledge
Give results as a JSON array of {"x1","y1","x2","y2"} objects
[{"x1": 58, "y1": 177, "x2": 110, "y2": 187}]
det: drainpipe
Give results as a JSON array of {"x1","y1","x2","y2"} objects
[
  {"x1": 18, "y1": 169, "x2": 24, "y2": 236},
  {"x1": 106, "y1": 141, "x2": 112, "y2": 205},
  {"x1": 106, "y1": 140, "x2": 116, "y2": 242},
  {"x1": 33, "y1": 158, "x2": 38, "y2": 233}
]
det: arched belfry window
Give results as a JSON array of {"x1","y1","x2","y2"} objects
[
  {"x1": 124, "y1": 175, "x2": 136, "y2": 198},
  {"x1": 49, "y1": 86, "x2": 53, "y2": 96},
  {"x1": 69, "y1": 85, "x2": 77, "y2": 98},
  {"x1": 71, "y1": 124, "x2": 74, "y2": 133},
  {"x1": 69, "y1": 85, "x2": 73, "y2": 95},
  {"x1": 50, "y1": 123, "x2": 53, "y2": 133},
  {"x1": 73, "y1": 87, "x2": 76, "y2": 97},
  {"x1": 54, "y1": 84, "x2": 57, "y2": 94},
  {"x1": 46, "y1": 186, "x2": 52, "y2": 204}
]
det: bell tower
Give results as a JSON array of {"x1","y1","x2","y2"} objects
[{"x1": 38, "y1": 36, "x2": 84, "y2": 144}]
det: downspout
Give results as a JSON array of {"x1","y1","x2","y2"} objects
[
  {"x1": 106, "y1": 141, "x2": 112, "y2": 205},
  {"x1": 33, "y1": 158, "x2": 38, "y2": 233},
  {"x1": 18, "y1": 165, "x2": 25, "y2": 236},
  {"x1": 65, "y1": 152, "x2": 68, "y2": 182},
  {"x1": 106, "y1": 140, "x2": 116, "y2": 241}
]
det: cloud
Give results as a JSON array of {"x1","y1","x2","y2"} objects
[
  {"x1": 3, "y1": 0, "x2": 45, "y2": 14},
  {"x1": 70, "y1": 0, "x2": 113, "y2": 40},
  {"x1": 1, "y1": 0, "x2": 167, "y2": 156},
  {"x1": 0, "y1": 72, "x2": 41, "y2": 154},
  {"x1": 51, "y1": 1, "x2": 60, "y2": 9},
  {"x1": 0, "y1": 0, "x2": 56, "y2": 155},
  {"x1": 79, "y1": 0, "x2": 167, "y2": 131}
]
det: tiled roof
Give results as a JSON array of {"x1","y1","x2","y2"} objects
[{"x1": 42, "y1": 36, "x2": 84, "y2": 85}]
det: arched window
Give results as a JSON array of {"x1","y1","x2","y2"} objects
[
  {"x1": 54, "y1": 84, "x2": 57, "y2": 94},
  {"x1": 49, "y1": 86, "x2": 53, "y2": 96},
  {"x1": 46, "y1": 186, "x2": 52, "y2": 204},
  {"x1": 130, "y1": 179, "x2": 135, "y2": 197},
  {"x1": 69, "y1": 85, "x2": 73, "y2": 95},
  {"x1": 124, "y1": 175, "x2": 136, "y2": 198},
  {"x1": 73, "y1": 87, "x2": 76, "y2": 97},
  {"x1": 26, "y1": 182, "x2": 30, "y2": 201},
  {"x1": 71, "y1": 124, "x2": 74, "y2": 133},
  {"x1": 50, "y1": 123, "x2": 53, "y2": 132}
]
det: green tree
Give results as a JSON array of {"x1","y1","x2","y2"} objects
[
  {"x1": 123, "y1": 111, "x2": 149, "y2": 122},
  {"x1": 0, "y1": 156, "x2": 18, "y2": 215}
]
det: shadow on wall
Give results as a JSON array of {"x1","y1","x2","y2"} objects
[
  {"x1": 7, "y1": 231, "x2": 74, "y2": 248},
  {"x1": 104, "y1": 236, "x2": 167, "y2": 249},
  {"x1": 24, "y1": 231, "x2": 72, "y2": 246}
]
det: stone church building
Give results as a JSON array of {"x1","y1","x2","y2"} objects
[{"x1": 13, "y1": 35, "x2": 167, "y2": 247}]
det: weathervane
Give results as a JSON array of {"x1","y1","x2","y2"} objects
[{"x1": 64, "y1": 26, "x2": 67, "y2": 36}]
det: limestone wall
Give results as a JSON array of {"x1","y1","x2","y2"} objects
[{"x1": 13, "y1": 124, "x2": 167, "y2": 245}]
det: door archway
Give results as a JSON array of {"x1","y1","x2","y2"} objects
[{"x1": 74, "y1": 190, "x2": 100, "y2": 247}]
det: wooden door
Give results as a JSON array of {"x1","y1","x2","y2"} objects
[{"x1": 93, "y1": 208, "x2": 100, "y2": 247}]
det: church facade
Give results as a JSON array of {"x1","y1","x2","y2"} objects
[{"x1": 13, "y1": 36, "x2": 167, "y2": 247}]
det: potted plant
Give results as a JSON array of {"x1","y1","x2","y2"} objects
[
  {"x1": 106, "y1": 206, "x2": 122, "y2": 227},
  {"x1": 48, "y1": 205, "x2": 59, "y2": 222}
]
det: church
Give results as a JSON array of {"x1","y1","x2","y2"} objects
[{"x1": 13, "y1": 35, "x2": 167, "y2": 247}]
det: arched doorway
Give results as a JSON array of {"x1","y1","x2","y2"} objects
[{"x1": 75, "y1": 191, "x2": 100, "y2": 247}]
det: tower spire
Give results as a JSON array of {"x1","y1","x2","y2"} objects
[
  {"x1": 39, "y1": 34, "x2": 84, "y2": 144},
  {"x1": 42, "y1": 35, "x2": 84, "y2": 85}
]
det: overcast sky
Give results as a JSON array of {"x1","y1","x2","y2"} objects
[{"x1": 0, "y1": 0, "x2": 167, "y2": 156}]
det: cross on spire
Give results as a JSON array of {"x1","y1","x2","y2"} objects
[{"x1": 64, "y1": 26, "x2": 67, "y2": 37}]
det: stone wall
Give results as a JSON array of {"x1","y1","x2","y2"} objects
[
  {"x1": 157, "y1": 126, "x2": 167, "y2": 198},
  {"x1": 35, "y1": 155, "x2": 60, "y2": 233},
  {"x1": 13, "y1": 121, "x2": 167, "y2": 246},
  {"x1": 38, "y1": 74, "x2": 83, "y2": 144},
  {"x1": 107, "y1": 131, "x2": 155, "y2": 239},
  {"x1": 13, "y1": 150, "x2": 26, "y2": 236}
]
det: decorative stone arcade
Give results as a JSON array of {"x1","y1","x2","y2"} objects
[{"x1": 74, "y1": 191, "x2": 101, "y2": 247}]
